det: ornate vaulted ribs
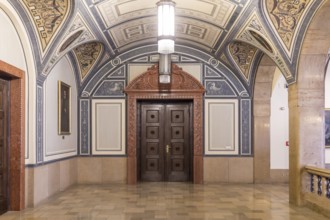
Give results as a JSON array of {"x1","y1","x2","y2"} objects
[{"x1": 236, "y1": 12, "x2": 293, "y2": 80}]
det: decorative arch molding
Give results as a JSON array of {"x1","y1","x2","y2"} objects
[
  {"x1": 125, "y1": 64, "x2": 205, "y2": 184},
  {"x1": 235, "y1": 11, "x2": 293, "y2": 82},
  {"x1": 41, "y1": 13, "x2": 99, "y2": 77},
  {"x1": 81, "y1": 45, "x2": 249, "y2": 97}
]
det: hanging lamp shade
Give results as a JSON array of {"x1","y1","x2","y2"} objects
[{"x1": 157, "y1": 0, "x2": 175, "y2": 54}]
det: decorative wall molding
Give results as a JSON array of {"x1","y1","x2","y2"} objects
[
  {"x1": 241, "y1": 99, "x2": 252, "y2": 155},
  {"x1": 82, "y1": 46, "x2": 249, "y2": 98},
  {"x1": 107, "y1": 65, "x2": 126, "y2": 79},
  {"x1": 80, "y1": 99, "x2": 90, "y2": 155},
  {"x1": 204, "y1": 99, "x2": 239, "y2": 155},
  {"x1": 91, "y1": 99, "x2": 126, "y2": 155},
  {"x1": 125, "y1": 64, "x2": 205, "y2": 92},
  {"x1": 204, "y1": 65, "x2": 223, "y2": 78},
  {"x1": 36, "y1": 85, "x2": 44, "y2": 163}
]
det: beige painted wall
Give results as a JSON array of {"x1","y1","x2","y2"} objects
[
  {"x1": 204, "y1": 157, "x2": 253, "y2": 183},
  {"x1": 77, "y1": 157, "x2": 127, "y2": 184},
  {"x1": 25, "y1": 157, "x2": 128, "y2": 207},
  {"x1": 25, "y1": 158, "x2": 78, "y2": 207}
]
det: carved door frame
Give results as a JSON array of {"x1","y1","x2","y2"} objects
[
  {"x1": 0, "y1": 60, "x2": 25, "y2": 210},
  {"x1": 125, "y1": 64, "x2": 204, "y2": 184}
]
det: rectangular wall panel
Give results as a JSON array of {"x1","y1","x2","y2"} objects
[
  {"x1": 205, "y1": 99, "x2": 239, "y2": 155},
  {"x1": 92, "y1": 99, "x2": 126, "y2": 155}
]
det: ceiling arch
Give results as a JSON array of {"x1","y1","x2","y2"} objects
[{"x1": 7, "y1": 0, "x2": 327, "y2": 85}]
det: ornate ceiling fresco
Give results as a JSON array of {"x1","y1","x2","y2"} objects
[
  {"x1": 10, "y1": 0, "x2": 326, "y2": 89},
  {"x1": 264, "y1": 0, "x2": 313, "y2": 57},
  {"x1": 229, "y1": 42, "x2": 258, "y2": 83},
  {"x1": 21, "y1": 0, "x2": 72, "y2": 54},
  {"x1": 73, "y1": 42, "x2": 103, "y2": 81}
]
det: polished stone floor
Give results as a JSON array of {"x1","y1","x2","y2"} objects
[{"x1": 1, "y1": 183, "x2": 329, "y2": 220}]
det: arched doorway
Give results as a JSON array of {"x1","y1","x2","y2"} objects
[{"x1": 289, "y1": 0, "x2": 330, "y2": 206}]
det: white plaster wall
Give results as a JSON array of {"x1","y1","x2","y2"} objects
[
  {"x1": 0, "y1": 9, "x2": 26, "y2": 70},
  {"x1": 324, "y1": 63, "x2": 330, "y2": 164},
  {"x1": 0, "y1": 5, "x2": 36, "y2": 164},
  {"x1": 270, "y1": 69, "x2": 289, "y2": 169},
  {"x1": 44, "y1": 56, "x2": 77, "y2": 161}
]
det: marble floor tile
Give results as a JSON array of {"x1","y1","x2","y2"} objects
[{"x1": 1, "y1": 183, "x2": 329, "y2": 220}]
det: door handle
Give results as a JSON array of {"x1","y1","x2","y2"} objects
[{"x1": 166, "y1": 144, "x2": 171, "y2": 154}]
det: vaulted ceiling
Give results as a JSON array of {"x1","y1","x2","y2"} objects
[{"x1": 10, "y1": 0, "x2": 325, "y2": 88}]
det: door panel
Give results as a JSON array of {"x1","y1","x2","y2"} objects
[
  {"x1": 140, "y1": 102, "x2": 191, "y2": 182},
  {"x1": 0, "y1": 79, "x2": 8, "y2": 214},
  {"x1": 165, "y1": 105, "x2": 190, "y2": 181},
  {"x1": 141, "y1": 105, "x2": 165, "y2": 181}
]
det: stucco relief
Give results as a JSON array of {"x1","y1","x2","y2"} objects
[
  {"x1": 126, "y1": 65, "x2": 204, "y2": 91},
  {"x1": 266, "y1": 0, "x2": 311, "y2": 51},
  {"x1": 73, "y1": 42, "x2": 103, "y2": 80},
  {"x1": 229, "y1": 42, "x2": 258, "y2": 82},
  {"x1": 21, "y1": 0, "x2": 71, "y2": 52}
]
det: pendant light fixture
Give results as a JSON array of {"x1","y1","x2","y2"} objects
[{"x1": 157, "y1": 0, "x2": 176, "y2": 54}]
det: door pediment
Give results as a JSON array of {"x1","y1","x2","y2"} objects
[{"x1": 125, "y1": 64, "x2": 205, "y2": 94}]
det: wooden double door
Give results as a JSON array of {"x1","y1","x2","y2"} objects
[{"x1": 139, "y1": 102, "x2": 192, "y2": 182}]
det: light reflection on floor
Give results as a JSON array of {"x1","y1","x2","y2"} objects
[{"x1": 2, "y1": 183, "x2": 329, "y2": 220}]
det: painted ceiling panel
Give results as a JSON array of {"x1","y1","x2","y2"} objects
[
  {"x1": 109, "y1": 17, "x2": 156, "y2": 48},
  {"x1": 73, "y1": 42, "x2": 103, "y2": 81},
  {"x1": 96, "y1": 0, "x2": 236, "y2": 29},
  {"x1": 96, "y1": 0, "x2": 156, "y2": 28},
  {"x1": 21, "y1": 0, "x2": 71, "y2": 54},
  {"x1": 265, "y1": 0, "x2": 313, "y2": 56},
  {"x1": 229, "y1": 42, "x2": 258, "y2": 82},
  {"x1": 109, "y1": 15, "x2": 221, "y2": 51},
  {"x1": 176, "y1": 17, "x2": 222, "y2": 48},
  {"x1": 175, "y1": 0, "x2": 237, "y2": 28},
  {"x1": 10, "y1": 0, "x2": 325, "y2": 84}
]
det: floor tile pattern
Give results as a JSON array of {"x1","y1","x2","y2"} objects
[{"x1": 2, "y1": 183, "x2": 329, "y2": 220}]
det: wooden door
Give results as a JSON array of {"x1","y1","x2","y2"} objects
[
  {"x1": 0, "y1": 79, "x2": 8, "y2": 214},
  {"x1": 140, "y1": 102, "x2": 191, "y2": 182}
]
